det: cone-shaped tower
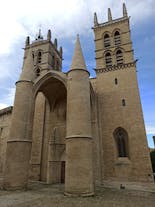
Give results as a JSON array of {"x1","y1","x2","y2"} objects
[
  {"x1": 65, "y1": 35, "x2": 94, "y2": 196},
  {"x1": 108, "y1": 8, "x2": 112, "y2": 21},
  {"x1": 70, "y1": 35, "x2": 87, "y2": 70},
  {"x1": 123, "y1": 3, "x2": 128, "y2": 17},
  {"x1": 3, "y1": 48, "x2": 35, "y2": 190}
]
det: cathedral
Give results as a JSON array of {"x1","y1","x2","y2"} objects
[{"x1": 0, "y1": 3, "x2": 154, "y2": 196}]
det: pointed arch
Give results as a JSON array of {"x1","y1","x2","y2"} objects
[
  {"x1": 36, "y1": 50, "x2": 43, "y2": 64},
  {"x1": 113, "y1": 127, "x2": 128, "y2": 157},
  {"x1": 103, "y1": 33, "x2": 111, "y2": 48},
  {"x1": 116, "y1": 49, "x2": 123, "y2": 65},
  {"x1": 114, "y1": 30, "x2": 121, "y2": 46},
  {"x1": 105, "y1": 51, "x2": 112, "y2": 67}
]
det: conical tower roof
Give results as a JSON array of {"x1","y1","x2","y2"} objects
[{"x1": 70, "y1": 35, "x2": 87, "y2": 71}]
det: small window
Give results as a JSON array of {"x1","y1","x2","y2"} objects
[
  {"x1": 56, "y1": 60, "x2": 59, "y2": 70},
  {"x1": 52, "y1": 55, "x2": 55, "y2": 68},
  {"x1": 116, "y1": 50, "x2": 123, "y2": 65},
  {"x1": 122, "y1": 99, "x2": 126, "y2": 106},
  {"x1": 105, "y1": 52, "x2": 112, "y2": 67},
  {"x1": 115, "y1": 78, "x2": 118, "y2": 85},
  {"x1": 36, "y1": 68, "x2": 40, "y2": 77},
  {"x1": 114, "y1": 31, "x2": 121, "y2": 46},
  {"x1": 104, "y1": 34, "x2": 110, "y2": 48},
  {"x1": 114, "y1": 127, "x2": 128, "y2": 157},
  {"x1": 37, "y1": 51, "x2": 42, "y2": 64},
  {"x1": 32, "y1": 53, "x2": 34, "y2": 61}
]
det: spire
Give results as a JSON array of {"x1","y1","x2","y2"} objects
[
  {"x1": 47, "y1": 29, "x2": 51, "y2": 40},
  {"x1": 108, "y1": 8, "x2": 112, "y2": 21},
  {"x1": 94, "y1": 12, "x2": 98, "y2": 26},
  {"x1": 123, "y1": 3, "x2": 128, "y2": 17},
  {"x1": 70, "y1": 35, "x2": 87, "y2": 71}
]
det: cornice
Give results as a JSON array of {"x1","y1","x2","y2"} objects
[{"x1": 95, "y1": 61, "x2": 136, "y2": 73}]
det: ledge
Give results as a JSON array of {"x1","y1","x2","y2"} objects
[
  {"x1": 95, "y1": 61, "x2": 137, "y2": 73},
  {"x1": 115, "y1": 157, "x2": 131, "y2": 166},
  {"x1": 0, "y1": 106, "x2": 13, "y2": 116}
]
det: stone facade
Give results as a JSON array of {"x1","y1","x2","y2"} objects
[
  {"x1": 0, "y1": 4, "x2": 154, "y2": 195},
  {"x1": 0, "y1": 107, "x2": 12, "y2": 181}
]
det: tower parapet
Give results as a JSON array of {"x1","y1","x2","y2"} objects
[{"x1": 24, "y1": 29, "x2": 63, "y2": 75}]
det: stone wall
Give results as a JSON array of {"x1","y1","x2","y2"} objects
[{"x1": 0, "y1": 107, "x2": 12, "y2": 178}]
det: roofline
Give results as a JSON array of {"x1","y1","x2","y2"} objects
[{"x1": 0, "y1": 106, "x2": 13, "y2": 116}]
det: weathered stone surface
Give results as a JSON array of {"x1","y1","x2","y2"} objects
[{"x1": 0, "y1": 4, "x2": 154, "y2": 195}]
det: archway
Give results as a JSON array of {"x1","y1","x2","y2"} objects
[{"x1": 29, "y1": 75, "x2": 67, "y2": 184}]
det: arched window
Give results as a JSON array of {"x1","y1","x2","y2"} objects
[
  {"x1": 32, "y1": 53, "x2": 34, "y2": 61},
  {"x1": 104, "y1": 34, "x2": 110, "y2": 48},
  {"x1": 114, "y1": 127, "x2": 128, "y2": 157},
  {"x1": 37, "y1": 51, "x2": 42, "y2": 64},
  {"x1": 105, "y1": 52, "x2": 112, "y2": 67},
  {"x1": 52, "y1": 54, "x2": 55, "y2": 68},
  {"x1": 36, "y1": 68, "x2": 40, "y2": 77},
  {"x1": 56, "y1": 59, "x2": 59, "y2": 70},
  {"x1": 116, "y1": 50, "x2": 123, "y2": 65},
  {"x1": 114, "y1": 31, "x2": 121, "y2": 46}
]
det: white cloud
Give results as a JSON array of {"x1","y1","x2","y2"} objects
[
  {"x1": 146, "y1": 125, "x2": 155, "y2": 134},
  {"x1": 0, "y1": 87, "x2": 15, "y2": 108},
  {"x1": 0, "y1": 0, "x2": 155, "y2": 107},
  {"x1": 0, "y1": 0, "x2": 154, "y2": 56},
  {"x1": 0, "y1": 103, "x2": 8, "y2": 110}
]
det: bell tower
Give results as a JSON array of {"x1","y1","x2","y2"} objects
[
  {"x1": 25, "y1": 29, "x2": 63, "y2": 77},
  {"x1": 92, "y1": 4, "x2": 153, "y2": 182},
  {"x1": 93, "y1": 3, "x2": 134, "y2": 71}
]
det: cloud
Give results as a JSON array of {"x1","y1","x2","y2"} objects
[
  {"x1": 0, "y1": 0, "x2": 155, "y2": 107},
  {"x1": 0, "y1": 0, "x2": 154, "y2": 55},
  {"x1": 0, "y1": 103, "x2": 8, "y2": 110},
  {"x1": 146, "y1": 124, "x2": 155, "y2": 134},
  {"x1": 0, "y1": 87, "x2": 15, "y2": 108}
]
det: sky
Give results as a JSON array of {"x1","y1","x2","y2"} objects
[{"x1": 0, "y1": 0, "x2": 155, "y2": 147}]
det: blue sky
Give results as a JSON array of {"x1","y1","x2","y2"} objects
[{"x1": 0, "y1": 0, "x2": 155, "y2": 147}]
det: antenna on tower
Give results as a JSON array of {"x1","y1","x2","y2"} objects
[{"x1": 35, "y1": 25, "x2": 43, "y2": 41}]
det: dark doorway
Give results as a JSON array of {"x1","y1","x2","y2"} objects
[{"x1": 61, "y1": 161, "x2": 65, "y2": 183}]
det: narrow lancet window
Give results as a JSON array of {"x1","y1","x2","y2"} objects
[
  {"x1": 37, "y1": 51, "x2": 42, "y2": 64},
  {"x1": 114, "y1": 127, "x2": 128, "y2": 157},
  {"x1": 36, "y1": 68, "x2": 40, "y2": 77},
  {"x1": 122, "y1": 99, "x2": 126, "y2": 106},
  {"x1": 115, "y1": 78, "x2": 118, "y2": 85}
]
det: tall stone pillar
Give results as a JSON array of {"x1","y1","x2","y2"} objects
[
  {"x1": 65, "y1": 35, "x2": 94, "y2": 196},
  {"x1": 3, "y1": 45, "x2": 35, "y2": 190}
]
